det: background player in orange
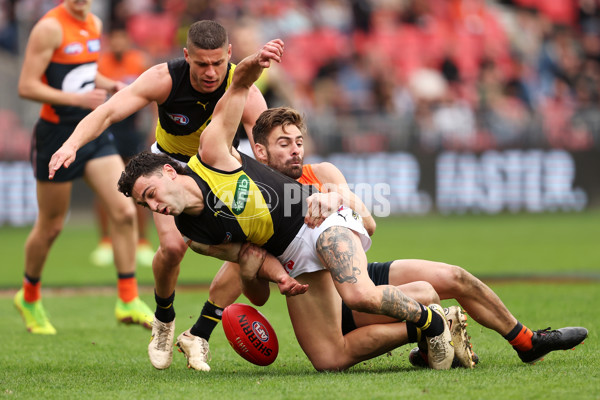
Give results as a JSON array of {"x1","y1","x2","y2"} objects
[
  {"x1": 90, "y1": 25, "x2": 156, "y2": 268},
  {"x1": 14, "y1": 0, "x2": 152, "y2": 335}
]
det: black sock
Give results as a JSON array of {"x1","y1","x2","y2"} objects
[
  {"x1": 414, "y1": 304, "x2": 444, "y2": 337},
  {"x1": 406, "y1": 322, "x2": 421, "y2": 343},
  {"x1": 190, "y1": 300, "x2": 224, "y2": 341},
  {"x1": 154, "y1": 290, "x2": 175, "y2": 323},
  {"x1": 24, "y1": 273, "x2": 40, "y2": 285},
  {"x1": 503, "y1": 321, "x2": 523, "y2": 342}
]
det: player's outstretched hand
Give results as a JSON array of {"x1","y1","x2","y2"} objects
[
  {"x1": 235, "y1": 39, "x2": 284, "y2": 88},
  {"x1": 256, "y1": 39, "x2": 284, "y2": 68},
  {"x1": 305, "y1": 192, "x2": 344, "y2": 229},
  {"x1": 276, "y1": 274, "x2": 309, "y2": 297},
  {"x1": 48, "y1": 143, "x2": 78, "y2": 180}
]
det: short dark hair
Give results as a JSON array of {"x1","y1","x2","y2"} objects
[
  {"x1": 118, "y1": 151, "x2": 187, "y2": 198},
  {"x1": 187, "y1": 20, "x2": 228, "y2": 50},
  {"x1": 252, "y1": 107, "x2": 307, "y2": 145}
]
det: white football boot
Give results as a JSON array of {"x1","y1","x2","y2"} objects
[
  {"x1": 444, "y1": 305, "x2": 475, "y2": 368},
  {"x1": 176, "y1": 329, "x2": 211, "y2": 371},
  {"x1": 425, "y1": 304, "x2": 455, "y2": 370},
  {"x1": 148, "y1": 317, "x2": 175, "y2": 369}
]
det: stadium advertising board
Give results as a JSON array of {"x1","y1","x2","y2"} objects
[
  {"x1": 308, "y1": 149, "x2": 598, "y2": 216},
  {"x1": 1, "y1": 149, "x2": 599, "y2": 226}
]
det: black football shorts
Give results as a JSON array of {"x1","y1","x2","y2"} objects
[{"x1": 31, "y1": 119, "x2": 117, "y2": 182}]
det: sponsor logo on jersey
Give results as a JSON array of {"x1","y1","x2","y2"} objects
[
  {"x1": 222, "y1": 232, "x2": 232, "y2": 244},
  {"x1": 284, "y1": 260, "x2": 295, "y2": 273},
  {"x1": 231, "y1": 175, "x2": 250, "y2": 215},
  {"x1": 87, "y1": 39, "x2": 100, "y2": 53},
  {"x1": 206, "y1": 179, "x2": 276, "y2": 221},
  {"x1": 252, "y1": 321, "x2": 269, "y2": 342},
  {"x1": 167, "y1": 113, "x2": 189, "y2": 125},
  {"x1": 64, "y1": 42, "x2": 84, "y2": 55}
]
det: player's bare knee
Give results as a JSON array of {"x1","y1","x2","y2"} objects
[
  {"x1": 310, "y1": 353, "x2": 347, "y2": 371},
  {"x1": 342, "y1": 290, "x2": 379, "y2": 314},
  {"x1": 34, "y1": 215, "x2": 65, "y2": 243},
  {"x1": 404, "y1": 281, "x2": 438, "y2": 304},
  {"x1": 241, "y1": 284, "x2": 268, "y2": 307},
  {"x1": 110, "y1": 202, "x2": 136, "y2": 228},
  {"x1": 313, "y1": 362, "x2": 345, "y2": 372},
  {"x1": 445, "y1": 264, "x2": 471, "y2": 293},
  {"x1": 156, "y1": 240, "x2": 187, "y2": 264},
  {"x1": 418, "y1": 281, "x2": 439, "y2": 304},
  {"x1": 40, "y1": 223, "x2": 63, "y2": 244}
]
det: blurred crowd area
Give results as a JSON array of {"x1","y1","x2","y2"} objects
[{"x1": 1, "y1": 0, "x2": 600, "y2": 160}]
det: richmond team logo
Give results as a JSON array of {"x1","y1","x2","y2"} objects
[{"x1": 167, "y1": 113, "x2": 189, "y2": 125}]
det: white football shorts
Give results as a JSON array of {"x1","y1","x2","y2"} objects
[
  {"x1": 277, "y1": 206, "x2": 372, "y2": 278},
  {"x1": 150, "y1": 142, "x2": 188, "y2": 168}
]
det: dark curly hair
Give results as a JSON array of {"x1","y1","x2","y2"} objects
[{"x1": 118, "y1": 151, "x2": 187, "y2": 198}]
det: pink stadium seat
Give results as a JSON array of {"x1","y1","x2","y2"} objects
[
  {"x1": 281, "y1": 29, "x2": 349, "y2": 85},
  {"x1": 511, "y1": 0, "x2": 577, "y2": 26},
  {"x1": 127, "y1": 13, "x2": 178, "y2": 58}
]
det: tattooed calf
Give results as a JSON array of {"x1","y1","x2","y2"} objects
[{"x1": 380, "y1": 286, "x2": 421, "y2": 321}]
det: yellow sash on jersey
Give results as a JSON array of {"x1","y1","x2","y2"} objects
[
  {"x1": 188, "y1": 156, "x2": 274, "y2": 246},
  {"x1": 155, "y1": 118, "x2": 211, "y2": 157},
  {"x1": 155, "y1": 64, "x2": 237, "y2": 158}
]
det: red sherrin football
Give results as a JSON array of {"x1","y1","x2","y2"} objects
[{"x1": 222, "y1": 303, "x2": 279, "y2": 366}]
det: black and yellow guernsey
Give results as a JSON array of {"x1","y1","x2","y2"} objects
[
  {"x1": 155, "y1": 59, "x2": 236, "y2": 161},
  {"x1": 175, "y1": 153, "x2": 316, "y2": 257}
]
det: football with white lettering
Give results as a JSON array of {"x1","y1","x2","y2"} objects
[{"x1": 222, "y1": 303, "x2": 279, "y2": 366}]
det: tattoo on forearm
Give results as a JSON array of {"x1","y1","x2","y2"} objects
[
  {"x1": 380, "y1": 286, "x2": 421, "y2": 322},
  {"x1": 316, "y1": 227, "x2": 361, "y2": 284}
]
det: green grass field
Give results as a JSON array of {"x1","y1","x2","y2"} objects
[{"x1": 1, "y1": 211, "x2": 599, "y2": 399}]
